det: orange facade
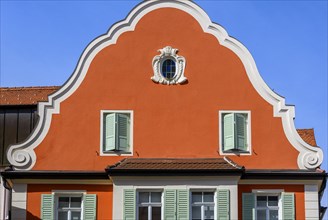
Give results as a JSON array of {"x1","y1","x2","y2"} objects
[{"x1": 33, "y1": 8, "x2": 299, "y2": 171}]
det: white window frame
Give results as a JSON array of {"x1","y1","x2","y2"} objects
[
  {"x1": 136, "y1": 190, "x2": 163, "y2": 220},
  {"x1": 252, "y1": 190, "x2": 283, "y2": 220},
  {"x1": 219, "y1": 110, "x2": 252, "y2": 155},
  {"x1": 100, "y1": 110, "x2": 133, "y2": 156},
  {"x1": 52, "y1": 190, "x2": 86, "y2": 220},
  {"x1": 190, "y1": 189, "x2": 216, "y2": 220}
]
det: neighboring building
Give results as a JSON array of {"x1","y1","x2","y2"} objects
[
  {"x1": 1, "y1": 1, "x2": 326, "y2": 220},
  {"x1": 0, "y1": 87, "x2": 59, "y2": 220}
]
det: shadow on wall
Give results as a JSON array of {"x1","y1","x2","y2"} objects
[{"x1": 11, "y1": 206, "x2": 39, "y2": 220}]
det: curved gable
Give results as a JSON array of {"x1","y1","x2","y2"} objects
[{"x1": 7, "y1": 0, "x2": 322, "y2": 170}]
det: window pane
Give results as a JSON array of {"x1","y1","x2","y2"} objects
[
  {"x1": 204, "y1": 205, "x2": 214, "y2": 220},
  {"x1": 268, "y1": 196, "x2": 278, "y2": 207},
  {"x1": 58, "y1": 211, "x2": 68, "y2": 220},
  {"x1": 70, "y1": 197, "x2": 82, "y2": 208},
  {"x1": 152, "y1": 207, "x2": 161, "y2": 220},
  {"x1": 71, "y1": 211, "x2": 81, "y2": 220},
  {"x1": 138, "y1": 207, "x2": 148, "y2": 220},
  {"x1": 256, "y1": 210, "x2": 266, "y2": 220},
  {"x1": 192, "y1": 192, "x2": 202, "y2": 203},
  {"x1": 192, "y1": 206, "x2": 201, "y2": 220},
  {"x1": 257, "y1": 196, "x2": 267, "y2": 207},
  {"x1": 58, "y1": 197, "x2": 69, "y2": 208},
  {"x1": 203, "y1": 192, "x2": 214, "y2": 202},
  {"x1": 269, "y1": 210, "x2": 279, "y2": 220},
  {"x1": 139, "y1": 192, "x2": 149, "y2": 203},
  {"x1": 151, "y1": 192, "x2": 161, "y2": 203}
]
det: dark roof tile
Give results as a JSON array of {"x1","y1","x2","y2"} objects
[{"x1": 0, "y1": 86, "x2": 59, "y2": 105}]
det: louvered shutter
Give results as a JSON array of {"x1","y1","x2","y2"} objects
[
  {"x1": 41, "y1": 194, "x2": 54, "y2": 220},
  {"x1": 105, "y1": 113, "x2": 116, "y2": 151},
  {"x1": 236, "y1": 113, "x2": 247, "y2": 151},
  {"x1": 282, "y1": 192, "x2": 295, "y2": 220},
  {"x1": 164, "y1": 189, "x2": 177, "y2": 220},
  {"x1": 177, "y1": 190, "x2": 189, "y2": 220},
  {"x1": 242, "y1": 193, "x2": 255, "y2": 220},
  {"x1": 83, "y1": 194, "x2": 97, "y2": 220},
  {"x1": 223, "y1": 113, "x2": 235, "y2": 151},
  {"x1": 123, "y1": 189, "x2": 136, "y2": 220},
  {"x1": 217, "y1": 189, "x2": 230, "y2": 220},
  {"x1": 117, "y1": 113, "x2": 130, "y2": 152}
]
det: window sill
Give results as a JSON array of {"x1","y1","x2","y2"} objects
[
  {"x1": 101, "y1": 150, "x2": 132, "y2": 156},
  {"x1": 221, "y1": 149, "x2": 251, "y2": 155}
]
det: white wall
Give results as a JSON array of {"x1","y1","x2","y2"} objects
[
  {"x1": 12, "y1": 183, "x2": 27, "y2": 220},
  {"x1": 305, "y1": 184, "x2": 319, "y2": 220}
]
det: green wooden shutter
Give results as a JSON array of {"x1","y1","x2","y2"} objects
[
  {"x1": 41, "y1": 194, "x2": 54, "y2": 220},
  {"x1": 83, "y1": 194, "x2": 97, "y2": 220},
  {"x1": 164, "y1": 189, "x2": 177, "y2": 220},
  {"x1": 105, "y1": 113, "x2": 116, "y2": 151},
  {"x1": 123, "y1": 189, "x2": 136, "y2": 220},
  {"x1": 242, "y1": 193, "x2": 255, "y2": 220},
  {"x1": 177, "y1": 190, "x2": 189, "y2": 220},
  {"x1": 223, "y1": 113, "x2": 235, "y2": 151},
  {"x1": 282, "y1": 192, "x2": 295, "y2": 220},
  {"x1": 236, "y1": 113, "x2": 247, "y2": 151},
  {"x1": 217, "y1": 189, "x2": 230, "y2": 220},
  {"x1": 117, "y1": 113, "x2": 130, "y2": 152}
]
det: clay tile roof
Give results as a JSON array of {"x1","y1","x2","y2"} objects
[
  {"x1": 297, "y1": 128, "x2": 317, "y2": 146},
  {"x1": 0, "y1": 86, "x2": 60, "y2": 105},
  {"x1": 107, "y1": 158, "x2": 243, "y2": 173}
]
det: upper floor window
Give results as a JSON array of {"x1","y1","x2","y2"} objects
[
  {"x1": 219, "y1": 111, "x2": 251, "y2": 154},
  {"x1": 101, "y1": 111, "x2": 133, "y2": 155}
]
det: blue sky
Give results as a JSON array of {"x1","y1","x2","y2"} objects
[{"x1": 1, "y1": 0, "x2": 327, "y2": 212}]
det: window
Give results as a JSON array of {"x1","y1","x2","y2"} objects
[
  {"x1": 242, "y1": 192, "x2": 295, "y2": 220},
  {"x1": 161, "y1": 59, "x2": 176, "y2": 79},
  {"x1": 138, "y1": 191, "x2": 162, "y2": 220},
  {"x1": 101, "y1": 111, "x2": 133, "y2": 154},
  {"x1": 151, "y1": 46, "x2": 187, "y2": 85},
  {"x1": 41, "y1": 193, "x2": 97, "y2": 220},
  {"x1": 256, "y1": 195, "x2": 279, "y2": 220},
  {"x1": 56, "y1": 196, "x2": 82, "y2": 220},
  {"x1": 122, "y1": 189, "x2": 230, "y2": 220},
  {"x1": 220, "y1": 111, "x2": 251, "y2": 154},
  {"x1": 191, "y1": 192, "x2": 215, "y2": 220}
]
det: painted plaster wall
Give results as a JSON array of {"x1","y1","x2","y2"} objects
[
  {"x1": 238, "y1": 184, "x2": 305, "y2": 219},
  {"x1": 26, "y1": 184, "x2": 112, "y2": 220},
  {"x1": 32, "y1": 8, "x2": 299, "y2": 171}
]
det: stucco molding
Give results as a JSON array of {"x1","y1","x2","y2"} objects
[
  {"x1": 7, "y1": 0, "x2": 323, "y2": 170},
  {"x1": 151, "y1": 46, "x2": 187, "y2": 85}
]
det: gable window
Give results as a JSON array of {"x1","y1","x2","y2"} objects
[
  {"x1": 138, "y1": 191, "x2": 162, "y2": 220},
  {"x1": 191, "y1": 192, "x2": 215, "y2": 220},
  {"x1": 101, "y1": 111, "x2": 133, "y2": 155},
  {"x1": 220, "y1": 111, "x2": 251, "y2": 154},
  {"x1": 161, "y1": 59, "x2": 176, "y2": 79},
  {"x1": 151, "y1": 46, "x2": 187, "y2": 85}
]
